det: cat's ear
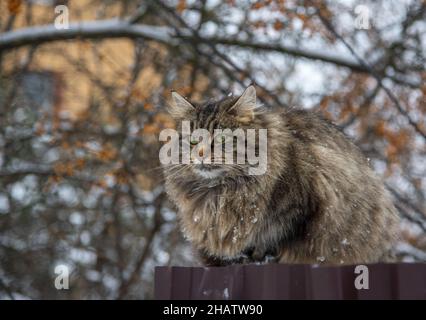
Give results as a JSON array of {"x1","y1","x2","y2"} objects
[
  {"x1": 228, "y1": 85, "x2": 257, "y2": 122},
  {"x1": 168, "y1": 91, "x2": 195, "y2": 119}
]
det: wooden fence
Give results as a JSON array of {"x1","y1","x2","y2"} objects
[{"x1": 155, "y1": 263, "x2": 425, "y2": 300}]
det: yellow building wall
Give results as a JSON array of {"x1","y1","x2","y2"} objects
[{"x1": 1, "y1": 0, "x2": 164, "y2": 119}]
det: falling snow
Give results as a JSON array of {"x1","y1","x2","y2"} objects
[{"x1": 341, "y1": 238, "x2": 350, "y2": 246}]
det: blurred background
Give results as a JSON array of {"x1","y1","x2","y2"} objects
[{"x1": 0, "y1": 0, "x2": 425, "y2": 299}]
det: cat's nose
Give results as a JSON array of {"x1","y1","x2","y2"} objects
[{"x1": 190, "y1": 146, "x2": 208, "y2": 163}]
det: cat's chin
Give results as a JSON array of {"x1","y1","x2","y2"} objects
[{"x1": 192, "y1": 166, "x2": 224, "y2": 179}]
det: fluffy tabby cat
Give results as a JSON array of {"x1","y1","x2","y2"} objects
[{"x1": 163, "y1": 86, "x2": 399, "y2": 266}]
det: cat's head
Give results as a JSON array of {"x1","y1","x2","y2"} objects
[{"x1": 164, "y1": 86, "x2": 268, "y2": 180}]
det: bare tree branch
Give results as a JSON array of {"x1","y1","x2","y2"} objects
[
  {"x1": 117, "y1": 193, "x2": 165, "y2": 299},
  {"x1": 0, "y1": 19, "x2": 420, "y2": 89},
  {"x1": 311, "y1": 3, "x2": 426, "y2": 140},
  {"x1": 0, "y1": 19, "x2": 174, "y2": 51}
]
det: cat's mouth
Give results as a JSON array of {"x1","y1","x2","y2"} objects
[{"x1": 192, "y1": 164, "x2": 224, "y2": 179}]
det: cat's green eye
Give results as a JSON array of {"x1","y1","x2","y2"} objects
[
  {"x1": 215, "y1": 134, "x2": 226, "y2": 144},
  {"x1": 190, "y1": 140, "x2": 198, "y2": 146}
]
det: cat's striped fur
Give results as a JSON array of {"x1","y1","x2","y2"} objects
[{"x1": 163, "y1": 86, "x2": 399, "y2": 266}]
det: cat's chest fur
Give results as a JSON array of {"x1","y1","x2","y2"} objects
[{"x1": 170, "y1": 183, "x2": 267, "y2": 258}]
